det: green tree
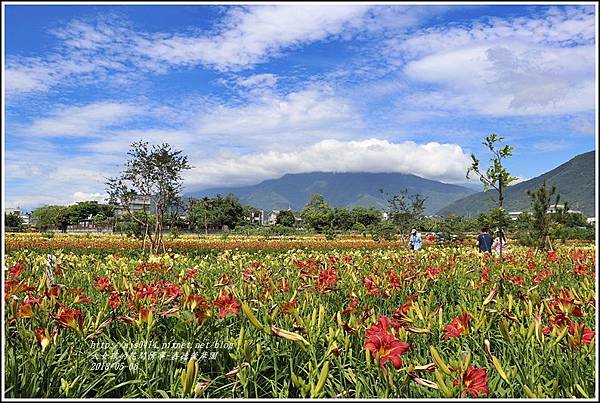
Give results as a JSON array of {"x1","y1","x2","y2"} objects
[
  {"x1": 115, "y1": 211, "x2": 157, "y2": 239},
  {"x1": 467, "y1": 134, "x2": 517, "y2": 258},
  {"x1": 31, "y1": 205, "x2": 69, "y2": 231},
  {"x1": 188, "y1": 194, "x2": 244, "y2": 233},
  {"x1": 106, "y1": 141, "x2": 191, "y2": 254},
  {"x1": 381, "y1": 188, "x2": 426, "y2": 240},
  {"x1": 351, "y1": 207, "x2": 382, "y2": 228},
  {"x1": 276, "y1": 210, "x2": 296, "y2": 227},
  {"x1": 66, "y1": 201, "x2": 115, "y2": 225},
  {"x1": 300, "y1": 193, "x2": 333, "y2": 232},
  {"x1": 332, "y1": 207, "x2": 354, "y2": 231},
  {"x1": 527, "y1": 180, "x2": 560, "y2": 251},
  {"x1": 5, "y1": 213, "x2": 23, "y2": 231}
]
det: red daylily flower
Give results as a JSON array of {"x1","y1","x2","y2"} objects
[
  {"x1": 479, "y1": 267, "x2": 491, "y2": 282},
  {"x1": 282, "y1": 299, "x2": 297, "y2": 314},
  {"x1": 317, "y1": 268, "x2": 338, "y2": 291},
  {"x1": 455, "y1": 367, "x2": 489, "y2": 397},
  {"x1": 364, "y1": 331, "x2": 410, "y2": 369},
  {"x1": 186, "y1": 268, "x2": 198, "y2": 279},
  {"x1": 138, "y1": 306, "x2": 156, "y2": 322},
  {"x1": 444, "y1": 312, "x2": 472, "y2": 340},
  {"x1": 34, "y1": 327, "x2": 58, "y2": 349},
  {"x1": 23, "y1": 294, "x2": 41, "y2": 306},
  {"x1": 5, "y1": 279, "x2": 36, "y2": 300},
  {"x1": 109, "y1": 291, "x2": 122, "y2": 309},
  {"x1": 342, "y1": 298, "x2": 359, "y2": 314},
  {"x1": 54, "y1": 306, "x2": 83, "y2": 331},
  {"x1": 508, "y1": 276, "x2": 525, "y2": 285},
  {"x1": 95, "y1": 276, "x2": 111, "y2": 292},
  {"x1": 9, "y1": 262, "x2": 25, "y2": 278},
  {"x1": 185, "y1": 294, "x2": 208, "y2": 311},
  {"x1": 574, "y1": 264, "x2": 589, "y2": 276},
  {"x1": 533, "y1": 269, "x2": 552, "y2": 285},
  {"x1": 365, "y1": 316, "x2": 401, "y2": 337},
  {"x1": 568, "y1": 322, "x2": 595, "y2": 350},
  {"x1": 547, "y1": 250, "x2": 558, "y2": 262},
  {"x1": 424, "y1": 266, "x2": 442, "y2": 280},
  {"x1": 279, "y1": 279, "x2": 290, "y2": 293},
  {"x1": 363, "y1": 275, "x2": 380, "y2": 295},
  {"x1": 18, "y1": 303, "x2": 34, "y2": 319},
  {"x1": 388, "y1": 271, "x2": 402, "y2": 290},
  {"x1": 74, "y1": 294, "x2": 93, "y2": 304},
  {"x1": 214, "y1": 293, "x2": 241, "y2": 318}
]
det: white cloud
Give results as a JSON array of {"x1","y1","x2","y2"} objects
[
  {"x1": 532, "y1": 140, "x2": 570, "y2": 152},
  {"x1": 5, "y1": 5, "x2": 441, "y2": 96},
  {"x1": 72, "y1": 191, "x2": 105, "y2": 203},
  {"x1": 236, "y1": 73, "x2": 278, "y2": 88},
  {"x1": 4, "y1": 68, "x2": 51, "y2": 93},
  {"x1": 195, "y1": 87, "x2": 360, "y2": 142},
  {"x1": 389, "y1": 6, "x2": 596, "y2": 117},
  {"x1": 22, "y1": 102, "x2": 147, "y2": 137},
  {"x1": 571, "y1": 115, "x2": 595, "y2": 136},
  {"x1": 5, "y1": 6, "x2": 373, "y2": 95},
  {"x1": 183, "y1": 138, "x2": 472, "y2": 190}
]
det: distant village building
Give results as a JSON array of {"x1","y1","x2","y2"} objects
[
  {"x1": 4, "y1": 206, "x2": 31, "y2": 227},
  {"x1": 113, "y1": 196, "x2": 152, "y2": 216},
  {"x1": 244, "y1": 209, "x2": 264, "y2": 225},
  {"x1": 507, "y1": 211, "x2": 523, "y2": 221},
  {"x1": 508, "y1": 205, "x2": 587, "y2": 221},
  {"x1": 66, "y1": 214, "x2": 113, "y2": 233},
  {"x1": 266, "y1": 210, "x2": 280, "y2": 225},
  {"x1": 546, "y1": 204, "x2": 583, "y2": 215}
]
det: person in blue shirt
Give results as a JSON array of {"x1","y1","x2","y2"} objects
[
  {"x1": 409, "y1": 228, "x2": 422, "y2": 251},
  {"x1": 477, "y1": 227, "x2": 493, "y2": 253}
]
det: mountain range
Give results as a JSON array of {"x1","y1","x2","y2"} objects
[
  {"x1": 189, "y1": 172, "x2": 475, "y2": 215},
  {"x1": 187, "y1": 150, "x2": 595, "y2": 217},
  {"x1": 438, "y1": 150, "x2": 596, "y2": 217}
]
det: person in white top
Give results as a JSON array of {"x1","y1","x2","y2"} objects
[{"x1": 492, "y1": 228, "x2": 507, "y2": 254}]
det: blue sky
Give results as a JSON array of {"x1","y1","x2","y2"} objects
[{"x1": 3, "y1": 3, "x2": 597, "y2": 210}]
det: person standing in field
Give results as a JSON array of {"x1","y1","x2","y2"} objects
[
  {"x1": 477, "y1": 227, "x2": 493, "y2": 253},
  {"x1": 409, "y1": 228, "x2": 422, "y2": 251},
  {"x1": 492, "y1": 228, "x2": 507, "y2": 254}
]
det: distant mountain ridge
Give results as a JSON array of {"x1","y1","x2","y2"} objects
[
  {"x1": 437, "y1": 151, "x2": 596, "y2": 217},
  {"x1": 188, "y1": 172, "x2": 476, "y2": 215}
]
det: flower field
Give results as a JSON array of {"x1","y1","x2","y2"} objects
[{"x1": 3, "y1": 239, "x2": 597, "y2": 398}]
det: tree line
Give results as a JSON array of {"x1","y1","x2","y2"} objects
[{"x1": 6, "y1": 138, "x2": 594, "y2": 253}]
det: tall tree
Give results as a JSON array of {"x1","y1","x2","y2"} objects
[
  {"x1": 188, "y1": 194, "x2": 244, "y2": 233},
  {"x1": 380, "y1": 188, "x2": 426, "y2": 240},
  {"x1": 527, "y1": 180, "x2": 561, "y2": 251},
  {"x1": 300, "y1": 193, "x2": 333, "y2": 232},
  {"x1": 106, "y1": 141, "x2": 190, "y2": 254},
  {"x1": 5, "y1": 213, "x2": 24, "y2": 231},
  {"x1": 31, "y1": 205, "x2": 69, "y2": 231},
  {"x1": 467, "y1": 134, "x2": 517, "y2": 258},
  {"x1": 276, "y1": 210, "x2": 296, "y2": 227}
]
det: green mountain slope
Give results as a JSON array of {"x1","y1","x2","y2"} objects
[
  {"x1": 437, "y1": 151, "x2": 596, "y2": 217},
  {"x1": 188, "y1": 172, "x2": 475, "y2": 215}
]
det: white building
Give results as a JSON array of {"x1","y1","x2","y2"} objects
[
  {"x1": 266, "y1": 210, "x2": 280, "y2": 225},
  {"x1": 114, "y1": 196, "x2": 152, "y2": 216},
  {"x1": 507, "y1": 211, "x2": 524, "y2": 221},
  {"x1": 244, "y1": 209, "x2": 264, "y2": 225},
  {"x1": 546, "y1": 204, "x2": 583, "y2": 215}
]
